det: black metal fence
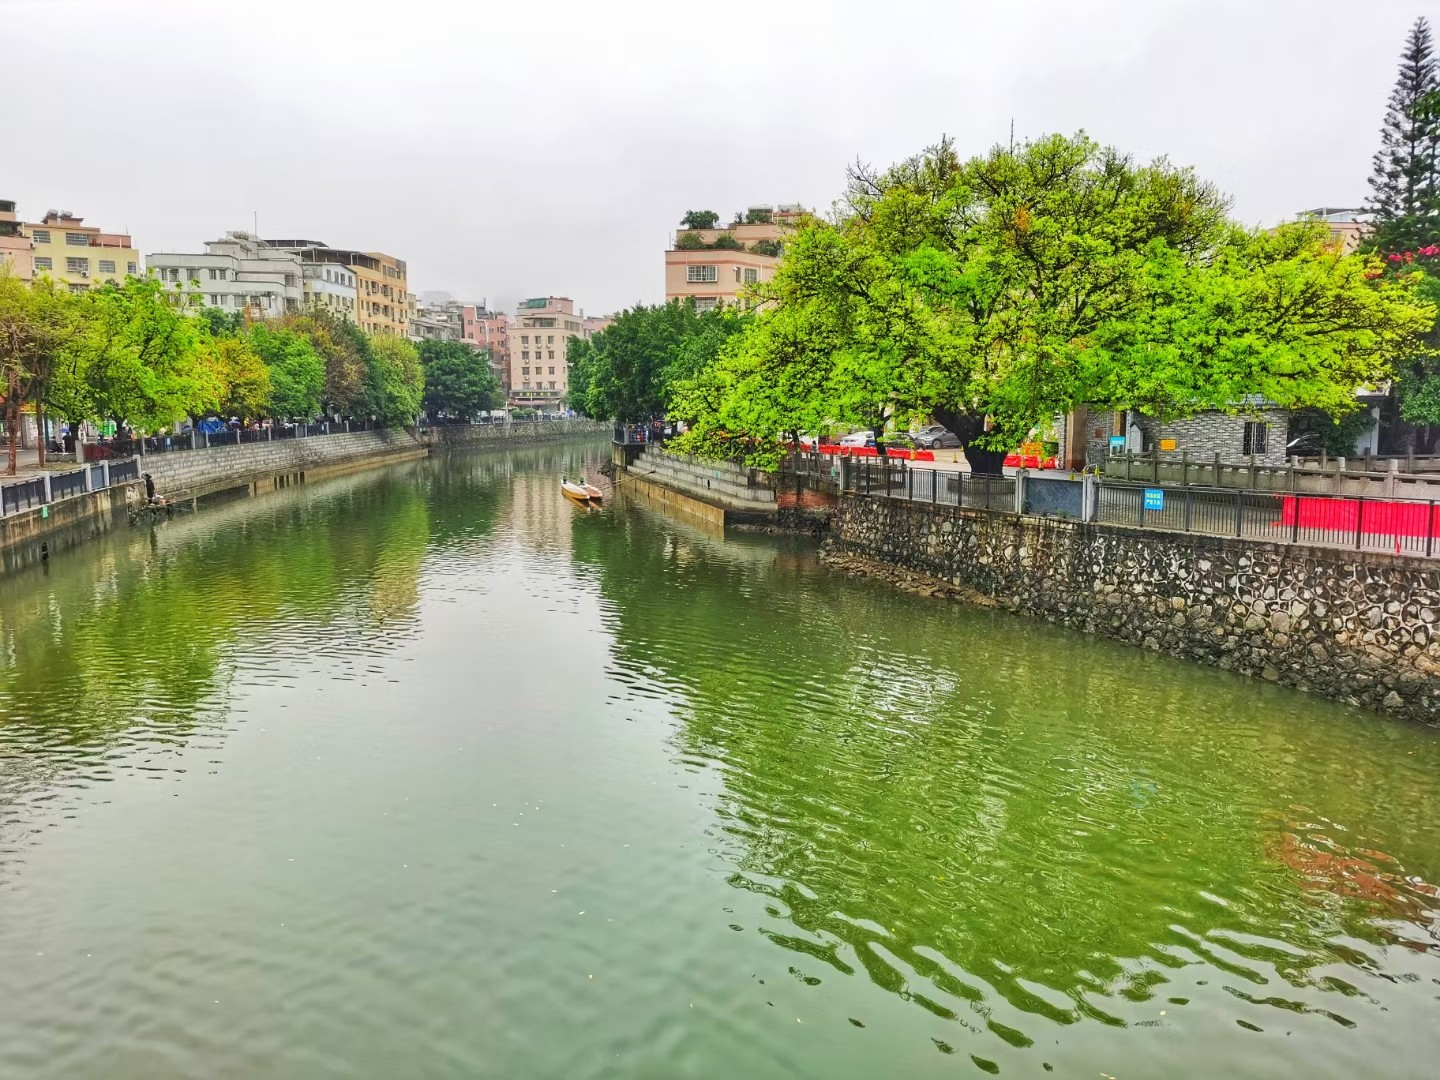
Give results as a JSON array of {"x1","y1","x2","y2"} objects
[
  {"x1": 854, "y1": 462, "x2": 1017, "y2": 511},
  {"x1": 843, "y1": 462, "x2": 1440, "y2": 559},
  {"x1": 1096, "y1": 481, "x2": 1440, "y2": 557},
  {"x1": 109, "y1": 459, "x2": 140, "y2": 485},
  {"x1": 49, "y1": 468, "x2": 87, "y2": 501},
  {"x1": 1, "y1": 477, "x2": 47, "y2": 515}
]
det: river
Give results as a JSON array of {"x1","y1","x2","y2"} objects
[{"x1": 1, "y1": 442, "x2": 1437, "y2": 1079}]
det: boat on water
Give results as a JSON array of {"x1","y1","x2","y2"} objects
[{"x1": 561, "y1": 480, "x2": 604, "y2": 504}]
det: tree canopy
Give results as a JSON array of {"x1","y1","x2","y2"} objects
[
  {"x1": 680, "y1": 210, "x2": 720, "y2": 230},
  {"x1": 418, "y1": 339, "x2": 501, "y2": 419},
  {"x1": 569, "y1": 300, "x2": 749, "y2": 423},
  {"x1": 365, "y1": 335, "x2": 424, "y2": 425},
  {"x1": 1366, "y1": 16, "x2": 1440, "y2": 254},
  {"x1": 670, "y1": 133, "x2": 1435, "y2": 471}
]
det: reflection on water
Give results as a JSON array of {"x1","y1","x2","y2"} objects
[{"x1": 1, "y1": 441, "x2": 1438, "y2": 1079}]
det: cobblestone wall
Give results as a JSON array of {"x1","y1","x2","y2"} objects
[{"x1": 831, "y1": 494, "x2": 1440, "y2": 724}]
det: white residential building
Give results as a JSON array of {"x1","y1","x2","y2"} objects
[
  {"x1": 303, "y1": 261, "x2": 358, "y2": 320},
  {"x1": 146, "y1": 231, "x2": 304, "y2": 318}
]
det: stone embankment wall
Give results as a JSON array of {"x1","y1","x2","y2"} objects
[
  {"x1": 830, "y1": 494, "x2": 1440, "y2": 724},
  {"x1": 0, "y1": 482, "x2": 141, "y2": 575},
  {"x1": 428, "y1": 419, "x2": 608, "y2": 450},
  {"x1": 144, "y1": 429, "x2": 427, "y2": 497},
  {"x1": 626, "y1": 447, "x2": 776, "y2": 512}
]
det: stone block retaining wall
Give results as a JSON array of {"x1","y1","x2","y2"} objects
[{"x1": 831, "y1": 493, "x2": 1440, "y2": 724}]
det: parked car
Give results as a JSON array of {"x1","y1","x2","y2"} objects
[
  {"x1": 840, "y1": 430, "x2": 876, "y2": 448},
  {"x1": 883, "y1": 431, "x2": 917, "y2": 448},
  {"x1": 1286, "y1": 431, "x2": 1324, "y2": 456},
  {"x1": 913, "y1": 424, "x2": 961, "y2": 449}
]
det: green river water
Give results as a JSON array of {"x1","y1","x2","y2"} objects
[{"x1": 0, "y1": 441, "x2": 1437, "y2": 1079}]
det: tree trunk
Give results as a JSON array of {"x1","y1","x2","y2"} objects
[
  {"x1": 933, "y1": 407, "x2": 1006, "y2": 475},
  {"x1": 4, "y1": 369, "x2": 19, "y2": 476},
  {"x1": 34, "y1": 396, "x2": 45, "y2": 469}
]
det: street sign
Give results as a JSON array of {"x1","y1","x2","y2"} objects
[{"x1": 1144, "y1": 488, "x2": 1164, "y2": 511}]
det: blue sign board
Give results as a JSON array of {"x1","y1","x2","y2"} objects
[{"x1": 1143, "y1": 488, "x2": 1164, "y2": 511}]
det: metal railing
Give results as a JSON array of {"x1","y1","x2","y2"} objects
[
  {"x1": 613, "y1": 423, "x2": 670, "y2": 446},
  {"x1": 1096, "y1": 481, "x2": 1440, "y2": 558},
  {"x1": 853, "y1": 462, "x2": 1017, "y2": 511},
  {"x1": 0, "y1": 456, "x2": 140, "y2": 518},
  {"x1": 844, "y1": 460, "x2": 1440, "y2": 559}
]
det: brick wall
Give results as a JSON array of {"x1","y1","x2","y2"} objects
[{"x1": 142, "y1": 430, "x2": 425, "y2": 496}]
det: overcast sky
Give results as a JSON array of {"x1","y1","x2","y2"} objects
[{"x1": 3, "y1": 0, "x2": 1428, "y2": 315}]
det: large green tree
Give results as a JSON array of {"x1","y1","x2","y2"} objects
[
  {"x1": 283, "y1": 308, "x2": 369, "y2": 415},
  {"x1": 365, "y1": 335, "x2": 424, "y2": 425},
  {"x1": 673, "y1": 134, "x2": 1434, "y2": 472},
  {"x1": 418, "y1": 339, "x2": 500, "y2": 419},
  {"x1": 569, "y1": 300, "x2": 748, "y2": 423},
  {"x1": 60, "y1": 277, "x2": 213, "y2": 434},
  {"x1": 1365, "y1": 17, "x2": 1440, "y2": 254},
  {"x1": 248, "y1": 324, "x2": 323, "y2": 419},
  {"x1": 0, "y1": 272, "x2": 77, "y2": 472}
]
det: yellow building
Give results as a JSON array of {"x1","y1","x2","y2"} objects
[
  {"x1": 265, "y1": 240, "x2": 411, "y2": 335},
  {"x1": 27, "y1": 210, "x2": 139, "y2": 291}
]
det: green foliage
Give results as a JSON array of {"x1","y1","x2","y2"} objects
[
  {"x1": 750, "y1": 239, "x2": 783, "y2": 257},
  {"x1": 680, "y1": 210, "x2": 720, "y2": 230},
  {"x1": 744, "y1": 207, "x2": 773, "y2": 225},
  {"x1": 672, "y1": 133, "x2": 1435, "y2": 469},
  {"x1": 1365, "y1": 17, "x2": 1440, "y2": 254},
  {"x1": 196, "y1": 306, "x2": 247, "y2": 338},
  {"x1": 418, "y1": 339, "x2": 500, "y2": 419},
  {"x1": 711, "y1": 232, "x2": 743, "y2": 250},
  {"x1": 63, "y1": 277, "x2": 212, "y2": 429},
  {"x1": 365, "y1": 335, "x2": 424, "y2": 425},
  {"x1": 202, "y1": 335, "x2": 271, "y2": 418},
  {"x1": 570, "y1": 300, "x2": 748, "y2": 422},
  {"x1": 283, "y1": 309, "x2": 369, "y2": 414},
  {"x1": 674, "y1": 231, "x2": 706, "y2": 250},
  {"x1": 1395, "y1": 270, "x2": 1440, "y2": 426},
  {"x1": 248, "y1": 324, "x2": 324, "y2": 418},
  {"x1": 1292, "y1": 408, "x2": 1379, "y2": 456}
]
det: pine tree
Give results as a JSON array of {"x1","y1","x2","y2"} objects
[{"x1": 1366, "y1": 17, "x2": 1440, "y2": 253}]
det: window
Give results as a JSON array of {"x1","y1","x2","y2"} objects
[
  {"x1": 65, "y1": 232, "x2": 89, "y2": 246},
  {"x1": 522, "y1": 367, "x2": 530, "y2": 376},
  {"x1": 66, "y1": 256, "x2": 89, "y2": 273},
  {"x1": 522, "y1": 350, "x2": 530, "y2": 360},
  {"x1": 744, "y1": 268, "x2": 758, "y2": 285},
  {"x1": 285, "y1": 274, "x2": 296, "y2": 287},
  {"x1": 127, "y1": 261, "x2": 137, "y2": 274},
  {"x1": 521, "y1": 335, "x2": 529, "y2": 344},
  {"x1": 34, "y1": 256, "x2": 52, "y2": 271},
  {"x1": 1242, "y1": 421, "x2": 1268, "y2": 456},
  {"x1": 547, "y1": 350, "x2": 555, "y2": 360},
  {"x1": 734, "y1": 267, "x2": 742, "y2": 282},
  {"x1": 218, "y1": 268, "x2": 227, "y2": 280},
  {"x1": 548, "y1": 381, "x2": 556, "y2": 390},
  {"x1": 548, "y1": 366, "x2": 555, "y2": 375},
  {"x1": 547, "y1": 335, "x2": 553, "y2": 344},
  {"x1": 209, "y1": 268, "x2": 218, "y2": 280},
  {"x1": 687, "y1": 265, "x2": 718, "y2": 283},
  {"x1": 68, "y1": 283, "x2": 87, "y2": 294},
  {"x1": 32, "y1": 229, "x2": 50, "y2": 244},
  {"x1": 210, "y1": 294, "x2": 220, "y2": 305},
  {"x1": 693, "y1": 297, "x2": 718, "y2": 311},
  {"x1": 99, "y1": 260, "x2": 116, "y2": 274}
]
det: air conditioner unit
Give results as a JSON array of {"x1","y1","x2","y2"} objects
[{"x1": 77, "y1": 270, "x2": 89, "y2": 277}]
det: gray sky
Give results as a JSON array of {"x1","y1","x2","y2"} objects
[{"x1": 4, "y1": 0, "x2": 1428, "y2": 315}]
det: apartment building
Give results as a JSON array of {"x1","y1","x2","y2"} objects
[
  {"x1": 663, "y1": 203, "x2": 803, "y2": 308},
  {"x1": 1297, "y1": 207, "x2": 1368, "y2": 253},
  {"x1": 461, "y1": 304, "x2": 510, "y2": 396},
  {"x1": 302, "y1": 261, "x2": 358, "y2": 320},
  {"x1": 147, "y1": 231, "x2": 304, "y2": 318},
  {"x1": 510, "y1": 297, "x2": 590, "y2": 410},
  {"x1": 28, "y1": 209, "x2": 139, "y2": 291},
  {"x1": 265, "y1": 240, "x2": 410, "y2": 335},
  {"x1": 412, "y1": 300, "x2": 463, "y2": 341},
  {"x1": 0, "y1": 200, "x2": 33, "y2": 282}
]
